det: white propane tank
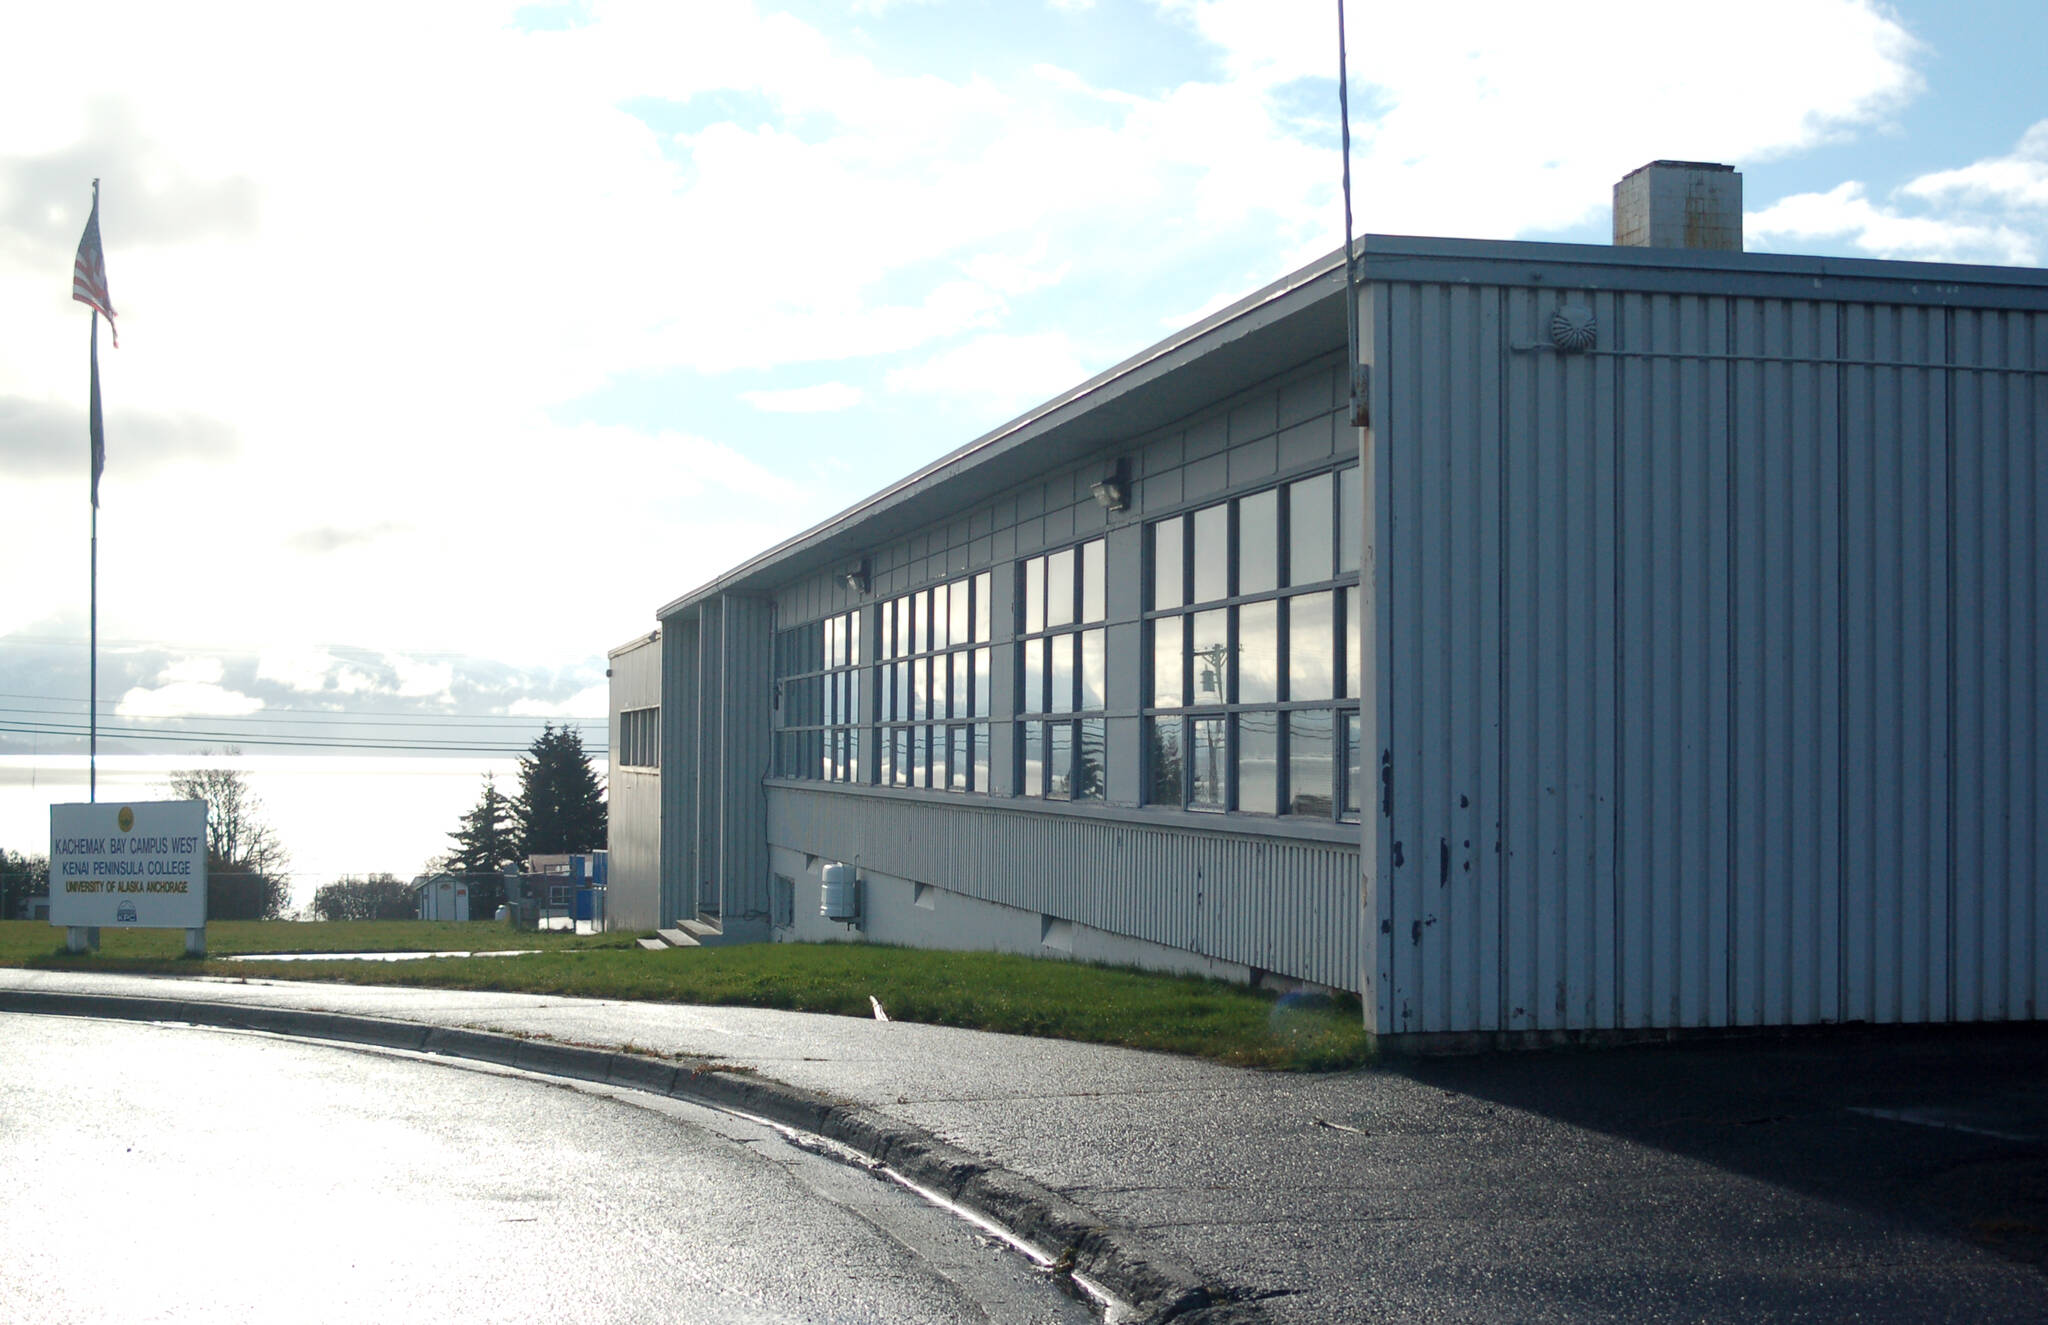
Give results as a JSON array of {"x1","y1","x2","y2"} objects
[{"x1": 820, "y1": 862, "x2": 860, "y2": 923}]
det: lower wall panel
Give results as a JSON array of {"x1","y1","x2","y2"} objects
[{"x1": 766, "y1": 786, "x2": 1363, "y2": 991}]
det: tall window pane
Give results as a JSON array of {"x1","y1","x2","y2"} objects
[
  {"x1": 1192, "y1": 503, "x2": 1228, "y2": 603},
  {"x1": 950, "y1": 726, "x2": 968, "y2": 791},
  {"x1": 1288, "y1": 710, "x2": 1335, "y2": 816},
  {"x1": 948, "y1": 580, "x2": 969, "y2": 646},
  {"x1": 1152, "y1": 616, "x2": 1183, "y2": 708},
  {"x1": 895, "y1": 728, "x2": 912, "y2": 787},
  {"x1": 1289, "y1": 472, "x2": 1334, "y2": 585},
  {"x1": 1190, "y1": 717, "x2": 1227, "y2": 811},
  {"x1": 1343, "y1": 710, "x2": 1363, "y2": 819},
  {"x1": 951, "y1": 652, "x2": 968, "y2": 720},
  {"x1": 1081, "y1": 538, "x2": 1105, "y2": 622},
  {"x1": 1046, "y1": 546, "x2": 1075, "y2": 628},
  {"x1": 932, "y1": 586, "x2": 950, "y2": 650},
  {"x1": 1152, "y1": 517, "x2": 1184, "y2": 610},
  {"x1": 932, "y1": 654, "x2": 950, "y2": 719},
  {"x1": 1238, "y1": 600, "x2": 1278, "y2": 704},
  {"x1": 973, "y1": 722, "x2": 989, "y2": 792},
  {"x1": 1075, "y1": 718, "x2": 1106, "y2": 801},
  {"x1": 1025, "y1": 557, "x2": 1045, "y2": 635},
  {"x1": 972, "y1": 647, "x2": 990, "y2": 718},
  {"x1": 1022, "y1": 637, "x2": 1044, "y2": 714},
  {"x1": 1079, "y1": 629, "x2": 1105, "y2": 711},
  {"x1": 912, "y1": 655, "x2": 928, "y2": 719},
  {"x1": 1289, "y1": 591, "x2": 1335, "y2": 701},
  {"x1": 1148, "y1": 718, "x2": 1183, "y2": 806},
  {"x1": 1239, "y1": 488, "x2": 1278, "y2": 595},
  {"x1": 1190, "y1": 608, "x2": 1230, "y2": 704},
  {"x1": 1049, "y1": 632, "x2": 1074, "y2": 714},
  {"x1": 1023, "y1": 722, "x2": 1045, "y2": 797},
  {"x1": 1338, "y1": 465, "x2": 1362, "y2": 573},
  {"x1": 973, "y1": 571, "x2": 991, "y2": 642},
  {"x1": 878, "y1": 731, "x2": 893, "y2": 786},
  {"x1": 913, "y1": 592, "x2": 929, "y2": 654},
  {"x1": 848, "y1": 611, "x2": 862, "y2": 666},
  {"x1": 1238, "y1": 710, "x2": 1279, "y2": 814},
  {"x1": 913, "y1": 726, "x2": 930, "y2": 788},
  {"x1": 1344, "y1": 585, "x2": 1361, "y2": 698},
  {"x1": 1048, "y1": 722, "x2": 1073, "y2": 799}
]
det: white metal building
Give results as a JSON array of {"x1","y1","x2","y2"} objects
[{"x1": 611, "y1": 163, "x2": 2046, "y2": 1046}]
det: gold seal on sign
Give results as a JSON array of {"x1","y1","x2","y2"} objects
[{"x1": 118, "y1": 807, "x2": 134, "y2": 832}]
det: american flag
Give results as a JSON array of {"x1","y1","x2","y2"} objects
[{"x1": 73, "y1": 190, "x2": 117, "y2": 347}]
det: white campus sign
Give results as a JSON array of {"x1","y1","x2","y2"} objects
[{"x1": 49, "y1": 800, "x2": 208, "y2": 930}]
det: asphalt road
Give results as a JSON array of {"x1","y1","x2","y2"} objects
[{"x1": 0, "y1": 1012, "x2": 1100, "y2": 1325}]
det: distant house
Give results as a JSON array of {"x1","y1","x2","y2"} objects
[{"x1": 410, "y1": 872, "x2": 469, "y2": 923}]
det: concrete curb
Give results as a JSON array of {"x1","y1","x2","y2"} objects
[{"x1": 1, "y1": 987, "x2": 1251, "y2": 1324}]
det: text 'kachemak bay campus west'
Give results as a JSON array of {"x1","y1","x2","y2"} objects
[{"x1": 607, "y1": 162, "x2": 2047, "y2": 1050}]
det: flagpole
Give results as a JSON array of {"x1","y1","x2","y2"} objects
[{"x1": 89, "y1": 306, "x2": 98, "y2": 804}]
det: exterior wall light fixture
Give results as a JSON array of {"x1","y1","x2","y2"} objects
[
  {"x1": 841, "y1": 560, "x2": 870, "y2": 596},
  {"x1": 1090, "y1": 458, "x2": 1131, "y2": 512}
]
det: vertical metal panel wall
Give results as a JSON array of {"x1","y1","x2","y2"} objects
[
  {"x1": 715, "y1": 595, "x2": 774, "y2": 936},
  {"x1": 605, "y1": 634, "x2": 663, "y2": 931},
  {"x1": 658, "y1": 611, "x2": 699, "y2": 926},
  {"x1": 1374, "y1": 265, "x2": 2046, "y2": 1037}
]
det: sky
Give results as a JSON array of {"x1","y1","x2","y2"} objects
[{"x1": 4, "y1": 0, "x2": 2047, "y2": 888}]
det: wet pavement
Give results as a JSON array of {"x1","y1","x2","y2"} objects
[{"x1": 3, "y1": 967, "x2": 2044, "y2": 1323}]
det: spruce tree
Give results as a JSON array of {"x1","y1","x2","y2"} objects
[
  {"x1": 442, "y1": 774, "x2": 522, "y2": 917},
  {"x1": 513, "y1": 723, "x2": 608, "y2": 856}
]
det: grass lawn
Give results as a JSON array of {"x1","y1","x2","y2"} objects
[{"x1": 0, "y1": 919, "x2": 1373, "y2": 1071}]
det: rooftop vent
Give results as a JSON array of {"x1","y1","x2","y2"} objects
[{"x1": 1613, "y1": 161, "x2": 1742, "y2": 251}]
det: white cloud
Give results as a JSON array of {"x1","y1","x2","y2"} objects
[
  {"x1": 1748, "y1": 124, "x2": 2048, "y2": 265},
  {"x1": 117, "y1": 681, "x2": 263, "y2": 718},
  {"x1": 741, "y1": 382, "x2": 865, "y2": 413},
  {"x1": 885, "y1": 332, "x2": 1094, "y2": 416},
  {"x1": 158, "y1": 655, "x2": 224, "y2": 686}
]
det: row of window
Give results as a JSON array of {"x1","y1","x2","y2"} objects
[
  {"x1": 770, "y1": 465, "x2": 1360, "y2": 820},
  {"x1": 615, "y1": 707, "x2": 659, "y2": 769}
]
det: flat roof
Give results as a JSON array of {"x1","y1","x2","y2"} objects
[{"x1": 659, "y1": 234, "x2": 2048, "y2": 619}]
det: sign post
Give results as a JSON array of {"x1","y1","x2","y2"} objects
[{"x1": 50, "y1": 801, "x2": 208, "y2": 956}]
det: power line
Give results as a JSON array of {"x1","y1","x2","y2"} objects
[{"x1": 0, "y1": 720, "x2": 609, "y2": 757}]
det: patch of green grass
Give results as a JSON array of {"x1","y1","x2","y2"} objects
[{"x1": 0, "y1": 921, "x2": 1374, "y2": 1071}]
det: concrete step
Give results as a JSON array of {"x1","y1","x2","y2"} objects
[
  {"x1": 636, "y1": 937, "x2": 670, "y2": 951},
  {"x1": 653, "y1": 928, "x2": 701, "y2": 949},
  {"x1": 677, "y1": 917, "x2": 724, "y2": 942}
]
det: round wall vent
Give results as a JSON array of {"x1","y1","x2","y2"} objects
[{"x1": 1549, "y1": 303, "x2": 1597, "y2": 353}]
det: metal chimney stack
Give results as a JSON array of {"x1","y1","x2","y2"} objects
[{"x1": 1613, "y1": 160, "x2": 1743, "y2": 250}]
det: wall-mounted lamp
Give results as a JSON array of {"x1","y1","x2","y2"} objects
[
  {"x1": 1090, "y1": 458, "x2": 1131, "y2": 513},
  {"x1": 840, "y1": 559, "x2": 871, "y2": 596}
]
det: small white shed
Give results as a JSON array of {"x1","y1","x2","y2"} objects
[{"x1": 413, "y1": 873, "x2": 470, "y2": 923}]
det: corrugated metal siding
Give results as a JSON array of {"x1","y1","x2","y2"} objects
[
  {"x1": 1378, "y1": 276, "x2": 2047, "y2": 1036},
  {"x1": 718, "y1": 595, "x2": 773, "y2": 931},
  {"x1": 606, "y1": 636, "x2": 662, "y2": 931},
  {"x1": 659, "y1": 613, "x2": 698, "y2": 926},
  {"x1": 767, "y1": 787, "x2": 1361, "y2": 990}
]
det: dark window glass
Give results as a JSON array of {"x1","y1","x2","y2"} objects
[
  {"x1": 1239, "y1": 600, "x2": 1278, "y2": 704},
  {"x1": 1239, "y1": 710, "x2": 1279, "y2": 814},
  {"x1": 1080, "y1": 629, "x2": 1105, "y2": 712},
  {"x1": 1289, "y1": 591, "x2": 1335, "y2": 701},
  {"x1": 1191, "y1": 608, "x2": 1230, "y2": 703},
  {"x1": 1239, "y1": 488, "x2": 1278, "y2": 595},
  {"x1": 1152, "y1": 616, "x2": 1183, "y2": 708},
  {"x1": 1075, "y1": 718, "x2": 1106, "y2": 801},
  {"x1": 1289, "y1": 471, "x2": 1334, "y2": 586},
  {"x1": 1343, "y1": 710, "x2": 1363, "y2": 819},
  {"x1": 1148, "y1": 718, "x2": 1183, "y2": 806},
  {"x1": 1046, "y1": 546, "x2": 1075, "y2": 629},
  {"x1": 1152, "y1": 517, "x2": 1183, "y2": 610},
  {"x1": 1081, "y1": 538, "x2": 1105, "y2": 623},
  {"x1": 1048, "y1": 722, "x2": 1073, "y2": 800},
  {"x1": 1190, "y1": 717, "x2": 1227, "y2": 811},
  {"x1": 1192, "y1": 502, "x2": 1228, "y2": 603},
  {"x1": 1338, "y1": 465, "x2": 1362, "y2": 573},
  {"x1": 1288, "y1": 710, "x2": 1335, "y2": 816}
]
